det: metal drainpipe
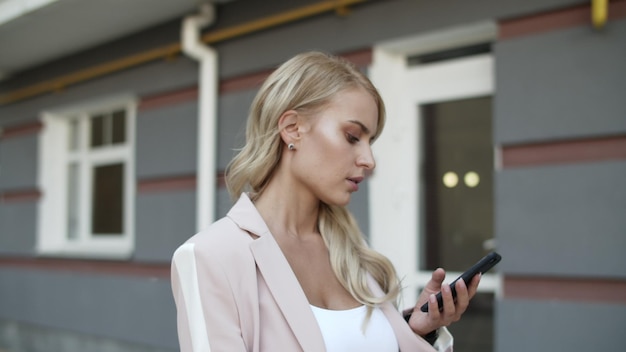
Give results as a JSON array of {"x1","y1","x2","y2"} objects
[{"x1": 182, "y1": 3, "x2": 218, "y2": 231}]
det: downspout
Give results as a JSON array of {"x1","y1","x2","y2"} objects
[{"x1": 182, "y1": 3, "x2": 218, "y2": 231}]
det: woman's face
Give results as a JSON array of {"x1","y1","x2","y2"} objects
[{"x1": 292, "y1": 87, "x2": 379, "y2": 206}]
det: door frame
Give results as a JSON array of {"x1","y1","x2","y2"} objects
[{"x1": 368, "y1": 21, "x2": 499, "y2": 307}]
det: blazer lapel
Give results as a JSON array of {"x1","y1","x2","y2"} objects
[
  {"x1": 227, "y1": 194, "x2": 326, "y2": 351},
  {"x1": 250, "y1": 236, "x2": 326, "y2": 351}
]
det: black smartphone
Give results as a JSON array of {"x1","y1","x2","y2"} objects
[{"x1": 420, "y1": 251, "x2": 502, "y2": 313}]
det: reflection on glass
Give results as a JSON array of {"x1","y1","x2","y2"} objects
[
  {"x1": 442, "y1": 171, "x2": 459, "y2": 188},
  {"x1": 464, "y1": 171, "x2": 480, "y2": 188}
]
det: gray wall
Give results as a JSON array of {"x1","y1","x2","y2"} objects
[
  {"x1": 0, "y1": 268, "x2": 177, "y2": 349},
  {"x1": 134, "y1": 100, "x2": 199, "y2": 262},
  {"x1": 213, "y1": 0, "x2": 584, "y2": 79},
  {"x1": 134, "y1": 190, "x2": 196, "y2": 262},
  {"x1": 0, "y1": 134, "x2": 39, "y2": 255},
  {"x1": 136, "y1": 102, "x2": 198, "y2": 180},
  {"x1": 494, "y1": 18, "x2": 626, "y2": 275},
  {"x1": 496, "y1": 299, "x2": 626, "y2": 351},
  {"x1": 496, "y1": 161, "x2": 626, "y2": 277},
  {"x1": 0, "y1": 58, "x2": 198, "y2": 126},
  {"x1": 493, "y1": 13, "x2": 626, "y2": 352},
  {"x1": 0, "y1": 319, "x2": 175, "y2": 352},
  {"x1": 0, "y1": 201, "x2": 37, "y2": 256},
  {"x1": 0, "y1": 134, "x2": 38, "y2": 190},
  {"x1": 216, "y1": 89, "x2": 255, "y2": 170},
  {"x1": 494, "y1": 19, "x2": 626, "y2": 144}
]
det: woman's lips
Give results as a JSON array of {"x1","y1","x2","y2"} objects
[{"x1": 347, "y1": 176, "x2": 363, "y2": 192}]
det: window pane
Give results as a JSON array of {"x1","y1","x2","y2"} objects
[
  {"x1": 421, "y1": 96, "x2": 494, "y2": 271},
  {"x1": 90, "y1": 114, "x2": 105, "y2": 148},
  {"x1": 68, "y1": 119, "x2": 80, "y2": 151},
  {"x1": 91, "y1": 163, "x2": 124, "y2": 235},
  {"x1": 67, "y1": 163, "x2": 80, "y2": 240},
  {"x1": 111, "y1": 110, "x2": 126, "y2": 144}
]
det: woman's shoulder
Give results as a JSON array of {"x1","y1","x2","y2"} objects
[
  {"x1": 172, "y1": 216, "x2": 258, "y2": 281},
  {"x1": 184, "y1": 216, "x2": 253, "y2": 253}
]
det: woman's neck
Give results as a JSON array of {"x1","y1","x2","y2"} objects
[{"x1": 254, "y1": 170, "x2": 320, "y2": 239}]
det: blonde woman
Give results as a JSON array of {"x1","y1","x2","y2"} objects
[{"x1": 171, "y1": 51, "x2": 480, "y2": 352}]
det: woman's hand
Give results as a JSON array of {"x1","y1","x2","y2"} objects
[{"x1": 407, "y1": 268, "x2": 481, "y2": 336}]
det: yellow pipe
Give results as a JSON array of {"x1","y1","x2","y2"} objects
[
  {"x1": 0, "y1": 0, "x2": 368, "y2": 106},
  {"x1": 592, "y1": 0, "x2": 608, "y2": 29},
  {"x1": 2, "y1": 43, "x2": 181, "y2": 105}
]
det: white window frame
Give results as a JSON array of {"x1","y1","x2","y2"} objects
[
  {"x1": 37, "y1": 95, "x2": 136, "y2": 259},
  {"x1": 368, "y1": 22, "x2": 500, "y2": 308}
]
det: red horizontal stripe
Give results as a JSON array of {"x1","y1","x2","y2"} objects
[
  {"x1": 136, "y1": 172, "x2": 228, "y2": 193},
  {"x1": 504, "y1": 276, "x2": 626, "y2": 304},
  {"x1": 219, "y1": 69, "x2": 274, "y2": 94},
  {"x1": 141, "y1": 48, "x2": 374, "y2": 103},
  {"x1": 499, "y1": 0, "x2": 626, "y2": 40},
  {"x1": 217, "y1": 171, "x2": 226, "y2": 188},
  {"x1": 0, "y1": 189, "x2": 41, "y2": 202},
  {"x1": 0, "y1": 257, "x2": 169, "y2": 278},
  {"x1": 220, "y1": 48, "x2": 373, "y2": 94},
  {"x1": 138, "y1": 86, "x2": 199, "y2": 111},
  {"x1": 501, "y1": 135, "x2": 626, "y2": 168},
  {"x1": 137, "y1": 174, "x2": 197, "y2": 193},
  {"x1": 341, "y1": 47, "x2": 373, "y2": 68},
  {"x1": 0, "y1": 121, "x2": 42, "y2": 140}
]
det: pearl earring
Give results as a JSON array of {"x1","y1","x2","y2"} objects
[{"x1": 288, "y1": 143, "x2": 295, "y2": 150}]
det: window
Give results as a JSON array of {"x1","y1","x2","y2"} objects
[{"x1": 38, "y1": 97, "x2": 136, "y2": 258}]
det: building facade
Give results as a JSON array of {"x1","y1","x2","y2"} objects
[{"x1": 0, "y1": 0, "x2": 625, "y2": 351}]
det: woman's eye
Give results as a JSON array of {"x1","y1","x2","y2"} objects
[{"x1": 346, "y1": 133, "x2": 360, "y2": 144}]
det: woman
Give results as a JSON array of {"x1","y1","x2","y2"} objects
[{"x1": 171, "y1": 51, "x2": 480, "y2": 351}]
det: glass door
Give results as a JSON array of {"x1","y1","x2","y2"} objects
[
  {"x1": 369, "y1": 22, "x2": 499, "y2": 352},
  {"x1": 421, "y1": 96, "x2": 495, "y2": 351}
]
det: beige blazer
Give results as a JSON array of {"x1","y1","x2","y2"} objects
[{"x1": 171, "y1": 193, "x2": 445, "y2": 352}]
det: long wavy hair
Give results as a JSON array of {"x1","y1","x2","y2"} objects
[{"x1": 225, "y1": 51, "x2": 401, "y2": 308}]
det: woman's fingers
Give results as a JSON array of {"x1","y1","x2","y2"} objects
[
  {"x1": 439, "y1": 284, "x2": 456, "y2": 325},
  {"x1": 451, "y1": 280, "x2": 469, "y2": 321},
  {"x1": 467, "y1": 272, "x2": 481, "y2": 298},
  {"x1": 414, "y1": 271, "x2": 484, "y2": 333},
  {"x1": 427, "y1": 293, "x2": 440, "y2": 320}
]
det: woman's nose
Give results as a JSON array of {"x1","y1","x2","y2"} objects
[{"x1": 357, "y1": 147, "x2": 376, "y2": 170}]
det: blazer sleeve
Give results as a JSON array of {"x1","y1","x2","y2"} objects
[
  {"x1": 433, "y1": 327, "x2": 453, "y2": 352},
  {"x1": 171, "y1": 242, "x2": 248, "y2": 352}
]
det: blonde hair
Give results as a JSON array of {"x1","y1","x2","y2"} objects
[{"x1": 225, "y1": 51, "x2": 400, "y2": 307}]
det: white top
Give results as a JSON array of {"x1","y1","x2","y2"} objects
[{"x1": 310, "y1": 305, "x2": 399, "y2": 352}]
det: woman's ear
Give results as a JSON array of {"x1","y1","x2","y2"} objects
[{"x1": 278, "y1": 110, "x2": 300, "y2": 145}]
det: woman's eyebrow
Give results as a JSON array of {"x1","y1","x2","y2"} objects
[{"x1": 348, "y1": 120, "x2": 371, "y2": 135}]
